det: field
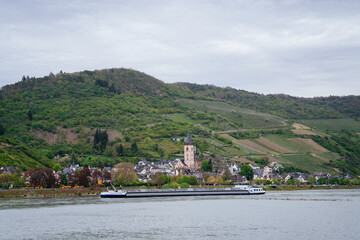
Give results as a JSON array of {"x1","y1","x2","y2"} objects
[
  {"x1": 292, "y1": 129, "x2": 318, "y2": 135},
  {"x1": 262, "y1": 135, "x2": 328, "y2": 154},
  {"x1": 298, "y1": 119, "x2": 360, "y2": 132},
  {"x1": 288, "y1": 138, "x2": 329, "y2": 153},
  {"x1": 176, "y1": 99, "x2": 286, "y2": 129},
  {"x1": 254, "y1": 137, "x2": 294, "y2": 153},
  {"x1": 164, "y1": 113, "x2": 200, "y2": 125},
  {"x1": 216, "y1": 133, "x2": 339, "y2": 173},
  {"x1": 276, "y1": 153, "x2": 336, "y2": 174}
]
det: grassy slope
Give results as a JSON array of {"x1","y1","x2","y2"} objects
[
  {"x1": 0, "y1": 137, "x2": 52, "y2": 170},
  {"x1": 298, "y1": 119, "x2": 360, "y2": 132},
  {"x1": 175, "y1": 99, "x2": 286, "y2": 129},
  {"x1": 220, "y1": 133, "x2": 339, "y2": 173}
]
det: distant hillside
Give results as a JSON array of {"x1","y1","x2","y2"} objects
[
  {"x1": 0, "y1": 68, "x2": 359, "y2": 174},
  {"x1": 172, "y1": 82, "x2": 360, "y2": 119},
  {"x1": 1, "y1": 68, "x2": 359, "y2": 120}
]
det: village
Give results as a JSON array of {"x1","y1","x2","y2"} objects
[{"x1": 0, "y1": 131, "x2": 357, "y2": 189}]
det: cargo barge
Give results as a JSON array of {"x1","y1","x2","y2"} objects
[{"x1": 100, "y1": 185, "x2": 265, "y2": 198}]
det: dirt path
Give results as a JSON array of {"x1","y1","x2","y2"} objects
[
  {"x1": 292, "y1": 129, "x2": 317, "y2": 135},
  {"x1": 293, "y1": 123, "x2": 310, "y2": 130},
  {"x1": 216, "y1": 126, "x2": 288, "y2": 134}
]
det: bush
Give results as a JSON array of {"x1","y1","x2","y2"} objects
[
  {"x1": 180, "y1": 182, "x2": 190, "y2": 188},
  {"x1": 170, "y1": 182, "x2": 180, "y2": 188}
]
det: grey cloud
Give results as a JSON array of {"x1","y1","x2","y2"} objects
[{"x1": 0, "y1": 0, "x2": 359, "y2": 97}]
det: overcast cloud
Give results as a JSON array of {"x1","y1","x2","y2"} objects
[{"x1": 1, "y1": 0, "x2": 359, "y2": 97}]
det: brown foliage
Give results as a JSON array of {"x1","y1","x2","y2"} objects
[{"x1": 30, "y1": 168, "x2": 56, "y2": 188}]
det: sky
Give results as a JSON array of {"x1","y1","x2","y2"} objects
[{"x1": 1, "y1": 0, "x2": 359, "y2": 97}]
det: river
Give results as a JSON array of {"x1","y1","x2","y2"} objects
[{"x1": 0, "y1": 189, "x2": 359, "y2": 240}]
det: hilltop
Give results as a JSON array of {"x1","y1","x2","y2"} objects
[{"x1": 0, "y1": 68, "x2": 359, "y2": 174}]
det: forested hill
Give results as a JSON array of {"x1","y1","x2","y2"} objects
[
  {"x1": 172, "y1": 82, "x2": 360, "y2": 119},
  {"x1": 1, "y1": 68, "x2": 359, "y2": 120},
  {"x1": 1, "y1": 68, "x2": 360, "y2": 174},
  {"x1": 1, "y1": 68, "x2": 175, "y2": 99}
]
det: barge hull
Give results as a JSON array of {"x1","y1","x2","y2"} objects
[{"x1": 101, "y1": 190, "x2": 265, "y2": 198}]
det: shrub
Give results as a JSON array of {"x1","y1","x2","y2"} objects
[{"x1": 180, "y1": 182, "x2": 190, "y2": 188}]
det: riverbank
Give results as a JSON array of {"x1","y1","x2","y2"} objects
[
  {"x1": 1, "y1": 185, "x2": 359, "y2": 198},
  {"x1": 0, "y1": 188, "x2": 105, "y2": 198},
  {"x1": 263, "y1": 185, "x2": 360, "y2": 191}
]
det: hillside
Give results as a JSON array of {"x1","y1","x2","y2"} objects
[
  {"x1": 172, "y1": 82, "x2": 360, "y2": 119},
  {"x1": 0, "y1": 68, "x2": 359, "y2": 174},
  {"x1": 0, "y1": 136, "x2": 52, "y2": 170}
]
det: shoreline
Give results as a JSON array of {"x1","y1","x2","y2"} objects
[
  {"x1": 0, "y1": 185, "x2": 359, "y2": 199},
  {"x1": 263, "y1": 185, "x2": 360, "y2": 191}
]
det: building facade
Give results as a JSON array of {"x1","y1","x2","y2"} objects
[{"x1": 184, "y1": 131, "x2": 195, "y2": 169}]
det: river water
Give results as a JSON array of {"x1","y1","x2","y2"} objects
[{"x1": 0, "y1": 189, "x2": 359, "y2": 240}]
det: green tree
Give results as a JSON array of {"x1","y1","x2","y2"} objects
[
  {"x1": 329, "y1": 177, "x2": 339, "y2": 185},
  {"x1": 93, "y1": 129, "x2": 108, "y2": 152},
  {"x1": 116, "y1": 144, "x2": 124, "y2": 156},
  {"x1": 238, "y1": 165, "x2": 254, "y2": 181},
  {"x1": 277, "y1": 167, "x2": 284, "y2": 174},
  {"x1": 131, "y1": 141, "x2": 138, "y2": 154},
  {"x1": 189, "y1": 176, "x2": 198, "y2": 185},
  {"x1": 28, "y1": 110, "x2": 33, "y2": 121},
  {"x1": 180, "y1": 175, "x2": 190, "y2": 184},
  {"x1": 0, "y1": 173, "x2": 12, "y2": 188},
  {"x1": 223, "y1": 168, "x2": 232, "y2": 181},
  {"x1": 52, "y1": 163, "x2": 62, "y2": 171},
  {"x1": 152, "y1": 173, "x2": 167, "y2": 186},
  {"x1": 201, "y1": 160, "x2": 213, "y2": 172},
  {"x1": 307, "y1": 177, "x2": 316, "y2": 185},
  {"x1": 317, "y1": 178, "x2": 326, "y2": 185},
  {"x1": 0, "y1": 123, "x2": 5, "y2": 135},
  {"x1": 287, "y1": 178, "x2": 295, "y2": 185},
  {"x1": 351, "y1": 178, "x2": 359, "y2": 185},
  {"x1": 341, "y1": 178, "x2": 351, "y2": 185},
  {"x1": 111, "y1": 162, "x2": 138, "y2": 186},
  {"x1": 61, "y1": 174, "x2": 67, "y2": 185}
]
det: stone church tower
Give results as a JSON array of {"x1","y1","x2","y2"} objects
[{"x1": 184, "y1": 131, "x2": 195, "y2": 170}]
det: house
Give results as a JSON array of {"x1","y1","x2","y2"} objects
[
  {"x1": 253, "y1": 168, "x2": 264, "y2": 179},
  {"x1": 62, "y1": 168, "x2": 72, "y2": 175},
  {"x1": 314, "y1": 172, "x2": 330, "y2": 181},
  {"x1": 229, "y1": 164, "x2": 238, "y2": 174},
  {"x1": 293, "y1": 173, "x2": 308, "y2": 183},
  {"x1": 284, "y1": 173, "x2": 293, "y2": 182},
  {"x1": 231, "y1": 175, "x2": 248, "y2": 184},
  {"x1": 0, "y1": 166, "x2": 22, "y2": 175}
]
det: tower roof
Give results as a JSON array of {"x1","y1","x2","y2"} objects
[{"x1": 185, "y1": 131, "x2": 192, "y2": 144}]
